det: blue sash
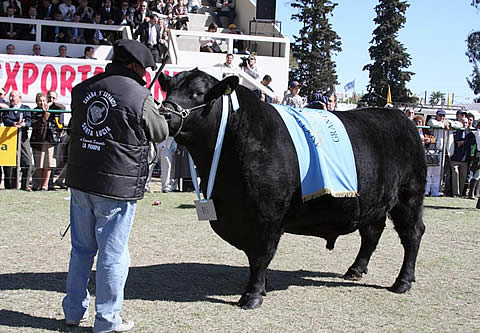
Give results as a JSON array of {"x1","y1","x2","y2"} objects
[{"x1": 272, "y1": 105, "x2": 358, "y2": 200}]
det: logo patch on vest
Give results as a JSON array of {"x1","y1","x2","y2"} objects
[{"x1": 80, "y1": 90, "x2": 118, "y2": 151}]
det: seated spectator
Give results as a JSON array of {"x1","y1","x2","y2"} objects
[
  {"x1": 282, "y1": 81, "x2": 304, "y2": 108},
  {"x1": 188, "y1": 0, "x2": 200, "y2": 13},
  {"x1": 133, "y1": 0, "x2": 150, "y2": 28},
  {"x1": 79, "y1": 46, "x2": 97, "y2": 59},
  {"x1": 58, "y1": 0, "x2": 76, "y2": 22},
  {"x1": 38, "y1": 0, "x2": 55, "y2": 20},
  {"x1": 199, "y1": 22, "x2": 223, "y2": 53},
  {"x1": 32, "y1": 43, "x2": 43, "y2": 56},
  {"x1": 77, "y1": 0, "x2": 94, "y2": 23},
  {"x1": 100, "y1": 0, "x2": 121, "y2": 25},
  {"x1": 213, "y1": 0, "x2": 235, "y2": 28},
  {"x1": 2, "y1": 6, "x2": 20, "y2": 39},
  {"x1": 226, "y1": 23, "x2": 245, "y2": 54},
  {"x1": 2, "y1": 0, "x2": 22, "y2": 17},
  {"x1": 163, "y1": 0, "x2": 174, "y2": 24},
  {"x1": 68, "y1": 12, "x2": 87, "y2": 44},
  {"x1": 149, "y1": 0, "x2": 166, "y2": 13},
  {"x1": 87, "y1": 12, "x2": 113, "y2": 45},
  {"x1": 21, "y1": 6, "x2": 38, "y2": 41},
  {"x1": 119, "y1": 0, "x2": 135, "y2": 30},
  {"x1": 5, "y1": 44, "x2": 15, "y2": 54},
  {"x1": 172, "y1": 0, "x2": 189, "y2": 30},
  {"x1": 44, "y1": 10, "x2": 69, "y2": 43},
  {"x1": 56, "y1": 44, "x2": 71, "y2": 58},
  {"x1": 450, "y1": 117, "x2": 476, "y2": 197}
]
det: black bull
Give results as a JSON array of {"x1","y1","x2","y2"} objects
[{"x1": 158, "y1": 69, "x2": 426, "y2": 309}]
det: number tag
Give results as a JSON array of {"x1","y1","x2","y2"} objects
[{"x1": 194, "y1": 199, "x2": 217, "y2": 221}]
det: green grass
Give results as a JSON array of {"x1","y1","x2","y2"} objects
[{"x1": 1, "y1": 181, "x2": 479, "y2": 332}]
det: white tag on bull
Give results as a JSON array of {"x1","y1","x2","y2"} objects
[{"x1": 194, "y1": 199, "x2": 217, "y2": 221}]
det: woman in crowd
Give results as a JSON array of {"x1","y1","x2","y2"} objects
[
  {"x1": 30, "y1": 92, "x2": 63, "y2": 191},
  {"x1": 414, "y1": 115, "x2": 437, "y2": 197},
  {"x1": 199, "y1": 22, "x2": 223, "y2": 53}
]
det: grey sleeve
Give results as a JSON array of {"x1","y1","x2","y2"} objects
[{"x1": 143, "y1": 94, "x2": 169, "y2": 143}]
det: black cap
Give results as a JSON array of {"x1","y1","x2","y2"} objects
[
  {"x1": 113, "y1": 39, "x2": 157, "y2": 70},
  {"x1": 456, "y1": 110, "x2": 467, "y2": 116}
]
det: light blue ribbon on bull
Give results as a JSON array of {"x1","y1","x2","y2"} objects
[
  {"x1": 272, "y1": 104, "x2": 358, "y2": 201},
  {"x1": 189, "y1": 91, "x2": 240, "y2": 201}
]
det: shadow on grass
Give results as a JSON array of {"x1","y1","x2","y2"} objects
[
  {"x1": 0, "y1": 309, "x2": 91, "y2": 332},
  {"x1": 0, "y1": 263, "x2": 387, "y2": 331},
  {"x1": 177, "y1": 204, "x2": 196, "y2": 209},
  {"x1": 0, "y1": 263, "x2": 386, "y2": 301},
  {"x1": 424, "y1": 204, "x2": 478, "y2": 210}
]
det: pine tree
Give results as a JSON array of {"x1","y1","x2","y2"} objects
[
  {"x1": 290, "y1": 0, "x2": 342, "y2": 100},
  {"x1": 466, "y1": 1, "x2": 480, "y2": 102},
  {"x1": 361, "y1": 0, "x2": 414, "y2": 106}
]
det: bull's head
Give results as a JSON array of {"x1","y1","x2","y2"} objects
[{"x1": 158, "y1": 69, "x2": 239, "y2": 140}]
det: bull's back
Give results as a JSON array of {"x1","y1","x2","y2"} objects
[{"x1": 284, "y1": 108, "x2": 426, "y2": 238}]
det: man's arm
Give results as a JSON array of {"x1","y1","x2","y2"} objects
[{"x1": 143, "y1": 95, "x2": 168, "y2": 143}]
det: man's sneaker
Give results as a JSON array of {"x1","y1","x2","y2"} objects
[
  {"x1": 55, "y1": 179, "x2": 68, "y2": 190},
  {"x1": 108, "y1": 319, "x2": 135, "y2": 332},
  {"x1": 65, "y1": 311, "x2": 89, "y2": 326}
]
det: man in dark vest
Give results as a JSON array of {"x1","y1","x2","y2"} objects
[{"x1": 62, "y1": 39, "x2": 168, "y2": 333}]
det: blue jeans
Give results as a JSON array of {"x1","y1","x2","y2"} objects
[{"x1": 62, "y1": 189, "x2": 137, "y2": 333}]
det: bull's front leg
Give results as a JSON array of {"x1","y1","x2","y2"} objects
[{"x1": 238, "y1": 231, "x2": 282, "y2": 309}]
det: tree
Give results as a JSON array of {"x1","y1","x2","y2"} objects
[
  {"x1": 361, "y1": 0, "x2": 414, "y2": 107},
  {"x1": 429, "y1": 91, "x2": 445, "y2": 105},
  {"x1": 466, "y1": 1, "x2": 480, "y2": 102},
  {"x1": 290, "y1": 0, "x2": 342, "y2": 100}
]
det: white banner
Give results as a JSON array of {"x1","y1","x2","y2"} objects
[{"x1": 0, "y1": 55, "x2": 222, "y2": 106}]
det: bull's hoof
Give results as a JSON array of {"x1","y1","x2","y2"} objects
[
  {"x1": 237, "y1": 293, "x2": 263, "y2": 310},
  {"x1": 388, "y1": 280, "x2": 412, "y2": 294},
  {"x1": 343, "y1": 267, "x2": 364, "y2": 281}
]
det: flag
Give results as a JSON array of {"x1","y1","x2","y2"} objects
[
  {"x1": 386, "y1": 84, "x2": 392, "y2": 104},
  {"x1": 344, "y1": 80, "x2": 355, "y2": 92},
  {"x1": 447, "y1": 93, "x2": 451, "y2": 108}
]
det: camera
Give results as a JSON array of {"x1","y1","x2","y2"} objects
[{"x1": 239, "y1": 56, "x2": 249, "y2": 67}]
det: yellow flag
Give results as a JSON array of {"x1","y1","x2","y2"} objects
[
  {"x1": 447, "y1": 93, "x2": 451, "y2": 108},
  {"x1": 387, "y1": 84, "x2": 392, "y2": 104},
  {"x1": 0, "y1": 127, "x2": 18, "y2": 166}
]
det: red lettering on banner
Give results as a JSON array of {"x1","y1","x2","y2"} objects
[
  {"x1": 4, "y1": 61, "x2": 21, "y2": 92},
  {"x1": 22, "y1": 63, "x2": 39, "y2": 95},
  {"x1": 78, "y1": 65, "x2": 92, "y2": 82},
  {"x1": 41, "y1": 64, "x2": 58, "y2": 92},
  {"x1": 94, "y1": 67, "x2": 104, "y2": 76},
  {"x1": 60, "y1": 65, "x2": 76, "y2": 96}
]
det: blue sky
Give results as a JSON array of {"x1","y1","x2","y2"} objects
[{"x1": 275, "y1": 0, "x2": 480, "y2": 104}]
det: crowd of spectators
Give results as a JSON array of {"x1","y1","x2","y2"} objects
[{"x1": 406, "y1": 108, "x2": 480, "y2": 199}]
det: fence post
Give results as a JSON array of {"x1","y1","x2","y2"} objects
[{"x1": 15, "y1": 127, "x2": 21, "y2": 189}]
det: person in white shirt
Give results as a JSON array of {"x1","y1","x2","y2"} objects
[
  {"x1": 426, "y1": 109, "x2": 450, "y2": 196},
  {"x1": 282, "y1": 81, "x2": 305, "y2": 108}
]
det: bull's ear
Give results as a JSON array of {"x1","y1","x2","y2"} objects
[
  {"x1": 158, "y1": 72, "x2": 170, "y2": 91},
  {"x1": 205, "y1": 76, "x2": 239, "y2": 103}
]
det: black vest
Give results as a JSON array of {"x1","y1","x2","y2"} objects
[{"x1": 66, "y1": 63, "x2": 150, "y2": 200}]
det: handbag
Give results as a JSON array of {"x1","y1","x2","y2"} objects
[
  {"x1": 47, "y1": 121, "x2": 61, "y2": 144},
  {"x1": 425, "y1": 149, "x2": 441, "y2": 166}
]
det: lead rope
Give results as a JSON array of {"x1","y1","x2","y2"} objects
[{"x1": 189, "y1": 91, "x2": 239, "y2": 200}]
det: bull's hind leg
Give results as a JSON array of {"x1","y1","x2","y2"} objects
[
  {"x1": 238, "y1": 230, "x2": 282, "y2": 310},
  {"x1": 387, "y1": 194, "x2": 425, "y2": 293},
  {"x1": 343, "y1": 215, "x2": 386, "y2": 281}
]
